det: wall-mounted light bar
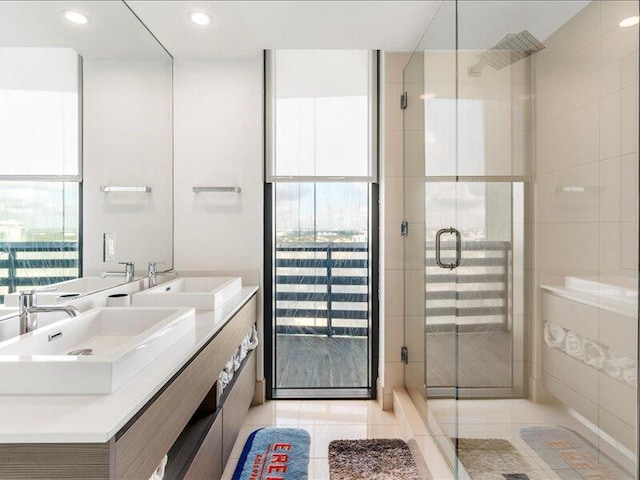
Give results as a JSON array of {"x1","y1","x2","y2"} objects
[
  {"x1": 100, "y1": 186, "x2": 152, "y2": 193},
  {"x1": 192, "y1": 186, "x2": 241, "y2": 193}
]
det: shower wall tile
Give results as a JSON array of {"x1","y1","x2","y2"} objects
[
  {"x1": 384, "y1": 269, "x2": 404, "y2": 316},
  {"x1": 599, "y1": 83, "x2": 639, "y2": 160},
  {"x1": 384, "y1": 129, "x2": 403, "y2": 178},
  {"x1": 532, "y1": 1, "x2": 600, "y2": 78},
  {"x1": 384, "y1": 223, "x2": 403, "y2": 270},
  {"x1": 385, "y1": 83, "x2": 404, "y2": 132},
  {"x1": 600, "y1": 21, "x2": 639, "y2": 97},
  {"x1": 599, "y1": 221, "x2": 638, "y2": 276},
  {"x1": 384, "y1": 176, "x2": 404, "y2": 224},
  {"x1": 535, "y1": 222, "x2": 599, "y2": 278},
  {"x1": 384, "y1": 315, "x2": 404, "y2": 362},
  {"x1": 599, "y1": 152, "x2": 639, "y2": 222},
  {"x1": 535, "y1": 40, "x2": 600, "y2": 126},
  {"x1": 404, "y1": 315, "x2": 425, "y2": 362},
  {"x1": 535, "y1": 101, "x2": 599, "y2": 175},
  {"x1": 534, "y1": 162, "x2": 600, "y2": 223}
]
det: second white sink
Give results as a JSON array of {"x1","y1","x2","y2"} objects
[
  {"x1": 132, "y1": 277, "x2": 242, "y2": 311},
  {"x1": 0, "y1": 306, "x2": 195, "y2": 395}
]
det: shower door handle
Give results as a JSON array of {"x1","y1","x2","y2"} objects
[{"x1": 435, "y1": 227, "x2": 462, "y2": 270}]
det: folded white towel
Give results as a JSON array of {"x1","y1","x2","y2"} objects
[
  {"x1": 582, "y1": 339, "x2": 606, "y2": 370},
  {"x1": 565, "y1": 332, "x2": 583, "y2": 360},
  {"x1": 623, "y1": 367, "x2": 637, "y2": 387},
  {"x1": 544, "y1": 322, "x2": 566, "y2": 349},
  {"x1": 605, "y1": 350, "x2": 635, "y2": 380}
]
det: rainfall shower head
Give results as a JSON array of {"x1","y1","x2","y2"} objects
[{"x1": 468, "y1": 30, "x2": 545, "y2": 76}]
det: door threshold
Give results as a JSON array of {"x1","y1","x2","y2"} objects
[{"x1": 271, "y1": 388, "x2": 372, "y2": 400}]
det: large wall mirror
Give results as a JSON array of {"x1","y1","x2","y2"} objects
[{"x1": 0, "y1": 1, "x2": 173, "y2": 305}]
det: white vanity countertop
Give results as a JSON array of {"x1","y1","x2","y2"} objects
[{"x1": 0, "y1": 286, "x2": 259, "y2": 443}]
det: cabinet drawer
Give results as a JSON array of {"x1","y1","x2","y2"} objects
[{"x1": 184, "y1": 413, "x2": 223, "y2": 480}]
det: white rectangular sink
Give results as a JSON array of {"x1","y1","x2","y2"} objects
[
  {"x1": 4, "y1": 277, "x2": 127, "y2": 306},
  {"x1": 132, "y1": 277, "x2": 242, "y2": 311},
  {"x1": 0, "y1": 307, "x2": 195, "y2": 395}
]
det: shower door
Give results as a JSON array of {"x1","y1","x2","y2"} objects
[{"x1": 403, "y1": 0, "x2": 528, "y2": 472}]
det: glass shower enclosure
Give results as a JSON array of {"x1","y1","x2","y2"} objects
[{"x1": 403, "y1": 1, "x2": 639, "y2": 478}]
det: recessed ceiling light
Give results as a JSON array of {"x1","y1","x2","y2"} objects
[
  {"x1": 419, "y1": 93, "x2": 437, "y2": 100},
  {"x1": 619, "y1": 16, "x2": 639, "y2": 27},
  {"x1": 189, "y1": 11, "x2": 212, "y2": 26},
  {"x1": 63, "y1": 10, "x2": 90, "y2": 25}
]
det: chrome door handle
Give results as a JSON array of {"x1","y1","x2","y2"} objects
[{"x1": 435, "y1": 227, "x2": 462, "y2": 270}]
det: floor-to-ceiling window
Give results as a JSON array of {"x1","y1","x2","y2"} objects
[{"x1": 265, "y1": 49, "x2": 378, "y2": 398}]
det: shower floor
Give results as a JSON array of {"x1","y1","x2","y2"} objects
[{"x1": 426, "y1": 398, "x2": 636, "y2": 479}]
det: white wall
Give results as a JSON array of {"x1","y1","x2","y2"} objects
[
  {"x1": 172, "y1": 56, "x2": 264, "y2": 377},
  {"x1": 83, "y1": 59, "x2": 173, "y2": 276}
]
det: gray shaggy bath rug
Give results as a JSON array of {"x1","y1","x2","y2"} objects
[{"x1": 328, "y1": 438, "x2": 423, "y2": 479}]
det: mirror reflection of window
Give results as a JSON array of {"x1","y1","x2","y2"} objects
[{"x1": 0, "y1": 48, "x2": 81, "y2": 304}]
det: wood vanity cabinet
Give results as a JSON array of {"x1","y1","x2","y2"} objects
[{"x1": 0, "y1": 294, "x2": 258, "y2": 480}]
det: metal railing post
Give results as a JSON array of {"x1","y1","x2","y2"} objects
[{"x1": 326, "y1": 244, "x2": 333, "y2": 337}]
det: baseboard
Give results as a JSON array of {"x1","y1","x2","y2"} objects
[{"x1": 252, "y1": 378, "x2": 266, "y2": 406}]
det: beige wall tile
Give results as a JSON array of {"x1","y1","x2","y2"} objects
[
  {"x1": 599, "y1": 152, "x2": 639, "y2": 222},
  {"x1": 535, "y1": 40, "x2": 600, "y2": 126},
  {"x1": 384, "y1": 315, "x2": 404, "y2": 362},
  {"x1": 535, "y1": 162, "x2": 600, "y2": 223},
  {"x1": 384, "y1": 128, "x2": 403, "y2": 178},
  {"x1": 535, "y1": 101, "x2": 599, "y2": 175},
  {"x1": 384, "y1": 269, "x2": 404, "y2": 316},
  {"x1": 599, "y1": 83, "x2": 639, "y2": 160},
  {"x1": 384, "y1": 52, "x2": 411, "y2": 85},
  {"x1": 535, "y1": 222, "x2": 599, "y2": 278},
  {"x1": 600, "y1": 23, "x2": 639, "y2": 96},
  {"x1": 384, "y1": 223, "x2": 403, "y2": 270}
]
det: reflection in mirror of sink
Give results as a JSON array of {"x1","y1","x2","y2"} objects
[
  {"x1": 3, "y1": 277, "x2": 128, "y2": 307},
  {"x1": 0, "y1": 306, "x2": 195, "y2": 395},
  {"x1": 132, "y1": 277, "x2": 242, "y2": 311}
]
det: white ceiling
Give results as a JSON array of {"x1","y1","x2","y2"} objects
[
  {"x1": 0, "y1": 1, "x2": 168, "y2": 59},
  {"x1": 126, "y1": 1, "x2": 442, "y2": 59}
]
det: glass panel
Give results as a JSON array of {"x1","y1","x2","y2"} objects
[
  {"x1": 271, "y1": 50, "x2": 372, "y2": 178},
  {"x1": 0, "y1": 48, "x2": 79, "y2": 177},
  {"x1": 403, "y1": 0, "x2": 459, "y2": 468},
  {"x1": 273, "y1": 182, "x2": 370, "y2": 390},
  {"x1": 0, "y1": 181, "x2": 80, "y2": 304}
]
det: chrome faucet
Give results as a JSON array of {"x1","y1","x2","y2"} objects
[
  {"x1": 101, "y1": 262, "x2": 135, "y2": 283},
  {"x1": 148, "y1": 262, "x2": 180, "y2": 288},
  {"x1": 19, "y1": 289, "x2": 80, "y2": 334}
]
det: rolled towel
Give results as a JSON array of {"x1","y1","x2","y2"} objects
[
  {"x1": 605, "y1": 349, "x2": 635, "y2": 380},
  {"x1": 148, "y1": 454, "x2": 168, "y2": 480},
  {"x1": 248, "y1": 325, "x2": 259, "y2": 350},
  {"x1": 219, "y1": 370, "x2": 230, "y2": 389},
  {"x1": 224, "y1": 359, "x2": 235, "y2": 375},
  {"x1": 544, "y1": 322, "x2": 566, "y2": 349},
  {"x1": 582, "y1": 339, "x2": 606, "y2": 370},
  {"x1": 233, "y1": 349, "x2": 241, "y2": 370},
  {"x1": 623, "y1": 367, "x2": 637, "y2": 387},
  {"x1": 565, "y1": 331, "x2": 583, "y2": 360}
]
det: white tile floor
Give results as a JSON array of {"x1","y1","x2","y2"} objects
[{"x1": 220, "y1": 400, "x2": 405, "y2": 480}]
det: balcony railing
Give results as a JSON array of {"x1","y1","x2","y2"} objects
[
  {"x1": 275, "y1": 240, "x2": 512, "y2": 337},
  {"x1": 275, "y1": 242, "x2": 369, "y2": 337},
  {"x1": 0, "y1": 241, "x2": 79, "y2": 304}
]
